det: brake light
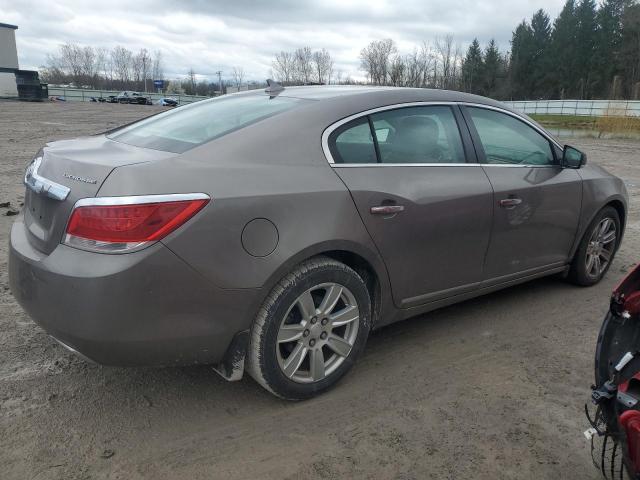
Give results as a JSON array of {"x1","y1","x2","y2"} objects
[{"x1": 64, "y1": 194, "x2": 210, "y2": 253}]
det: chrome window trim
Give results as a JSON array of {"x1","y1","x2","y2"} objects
[
  {"x1": 24, "y1": 156, "x2": 71, "y2": 201},
  {"x1": 321, "y1": 101, "x2": 563, "y2": 167},
  {"x1": 73, "y1": 192, "x2": 210, "y2": 208},
  {"x1": 331, "y1": 163, "x2": 558, "y2": 168},
  {"x1": 332, "y1": 163, "x2": 481, "y2": 168}
]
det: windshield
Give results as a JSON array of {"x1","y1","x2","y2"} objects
[{"x1": 108, "y1": 94, "x2": 306, "y2": 153}]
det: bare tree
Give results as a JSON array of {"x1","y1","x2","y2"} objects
[
  {"x1": 58, "y1": 43, "x2": 84, "y2": 86},
  {"x1": 232, "y1": 66, "x2": 245, "y2": 87},
  {"x1": 403, "y1": 43, "x2": 434, "y2": 88},
  {"x1": 152, "y1": 50, "x2": 164, "y2": 80},
  {"x1": 135, "y1": 49, "x2": 152, "y2": 92},
  {"x1": 360, "y1": 39, "x2": 397, "y2": 85},
  {"x1": 78, "y1": 46, "x2": 97, "y2": 87},
  {"x1": 294, "y1": 46, "x2": 313, "y2": 84},
  {"x1": 94, "y1": 47, "x2": 109, "y2": 88},
  {"x1": 111, "y1": 46, "x2": 133, "y2": 83},
  {"x1": 434, "y1": 35, "x2": 461, "y2": 89},
  {"x1": 187, "y1": 68, "x2": 197, "y2": 95},
  {"x1": 272, "y1": 51, "x2": 295, "y2": 84},
  {"x1": 312, "y1": 48, "x2": 334, "y2": 84}
]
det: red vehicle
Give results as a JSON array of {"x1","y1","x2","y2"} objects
[{"x1": 588, "y1": 264, "x2": 640, "y2": 478}]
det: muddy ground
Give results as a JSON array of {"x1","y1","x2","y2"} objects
[{"x1": 0, "y1": 101, "x2": 639, "y2": 479}]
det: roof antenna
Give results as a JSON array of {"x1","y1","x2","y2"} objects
[{"x1": 265, "y1": 79, "x2": 284, "y2": 97}]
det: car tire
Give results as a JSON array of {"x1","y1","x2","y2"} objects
[
  {"x1": 568, "y1": 206, "x2": 621, "y2": 286},
  {"x1": 247, "y1": 256, "x2": 371, "y2": 400}
]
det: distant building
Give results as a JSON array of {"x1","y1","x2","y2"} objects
[
  {"x1": 0, "y1": 22, "x2": 19, "y2": 97},
  {"x1": 0, "y1": 23, "x2": 47, "y2": 100}
]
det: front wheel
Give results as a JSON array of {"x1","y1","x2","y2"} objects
[
  {"x1": 568, "y1": 206, "x2": 621, "y2": 286},
  {"x1": 247, "y1": 257, "x2": 371, "y2": 400}
]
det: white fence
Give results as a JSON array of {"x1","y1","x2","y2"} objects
[
  {"x1": 47, "y1": 88, "x2": 210, "y2": 106},
  {"x1": 45, "y1": 89, "x2": 640, "y2": 116},
  {"x1": 503, "y1": 99, "x2": 640, "y2": 117}
]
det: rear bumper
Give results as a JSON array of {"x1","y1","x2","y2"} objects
[{"x1": 8, "y1": 216, "x2": 260, "y2": 367}]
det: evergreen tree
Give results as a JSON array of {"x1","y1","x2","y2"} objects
[
  {"x1": 574, "y1": 0, "x2": 599, "y2": 98},
  {"x1": 510, "y1": 20, "x2": 535, "y2": 99},
  {"x1": 620, "y1": 3, "x2": 640, "y2": 96},
  {"x1": 482, "y1": 39, "x2": 502, "y2": 98},
  {"x1": 530, "y1": 9, "x2": 553, "y2": 97},
  {"x1": 548, "y1": 0, "x2": 579, "y2": 98},
  {"x1": 461, "y1": 38, "x2": 483, "y2": 94},
  {"x1": 594, "y1": 0, "x2": 630, "y2": 97}
]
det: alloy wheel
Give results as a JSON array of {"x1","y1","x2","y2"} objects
[
  {"x1": 585, "y1": 217, "x2": 617, "y2": 278},
  {"x1": 276, "y1": 282, "x2": 360, "y2": 383}
]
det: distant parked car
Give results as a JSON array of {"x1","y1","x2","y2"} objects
[
  {"x1": 157, "y1": 97, "x2": 178, "y2": 107},
  {"x1": 106, "y1": 91, "x2": 152, "y2": 105},
  {"x1": 10, "y1": 84, "x2": 629, "y2": 400}
]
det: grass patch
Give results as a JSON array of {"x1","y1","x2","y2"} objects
[
  {"x1": 529, "y1": 114, "x2": 597, "y2": 128},
  {"x1": 530, "y1": 112, "x2": 640, "y2": 134}
]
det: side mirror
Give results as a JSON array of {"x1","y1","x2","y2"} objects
[{"x1": 563, "y1": 145, "x2": 587, "y2": 169}]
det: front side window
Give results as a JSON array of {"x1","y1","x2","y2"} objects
[
  {"x1": 370, "y1": 106, "x2": 466, "y2": 164},
  {"x1": 467, "y1": 107, "x2": 555, "y2": 166},
  {"x1": 109, "y1": 94, "x2": 306, "y2": 153}
]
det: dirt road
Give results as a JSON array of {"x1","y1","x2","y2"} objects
[{"x1": 1, "y1": 101, "x2": 638, "y2": 479}]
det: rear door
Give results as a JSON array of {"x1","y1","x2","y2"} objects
[
  {"x1": 461, "y1": 105, "x2": 582, "y2": 281},
  {"x1": 327, "y1": 104, "x2": 494, "y2": 308}
]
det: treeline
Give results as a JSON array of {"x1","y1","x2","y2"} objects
[
  {"x1": 507, "y1": 0, "x2": 640, "y2": 99},
  {"x1": 271, "y1": 47, "x2": 334, "y2": 85},
  {"x1": 357, "y1": 0, "x2": 640, "y2": 100},
  {"x1": 40, "y1": 0, "x2": 640, "y2": 100},
  {"x1": 39, "y1": 43, "x2": 248, "y2": 95},
  {"x1": 41, "y1": 44, "x2": 164, "y2": 92}
]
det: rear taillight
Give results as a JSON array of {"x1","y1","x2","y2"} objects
[{"x1": 63, "y1": 193, "x2": 210, "y2": 253}]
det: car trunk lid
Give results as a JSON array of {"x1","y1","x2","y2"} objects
[{"x1": 23, "y1": 135, "x2": 174, "y2": 254}]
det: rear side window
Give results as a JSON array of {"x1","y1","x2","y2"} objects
[
  {"x1": 330, "y1": 118, "x2": 378, "y2": 164},
  {"x1": 328, "y1": 105, "x2": 466, "y2": 164},
  {"x1": 109, "y1": 95, "x2": 305, "y2": 153},
  {"x1": 370, "y1": 106, "x2": 465, "y2": 164},
  {"x1": 467, "y1": 107, "x2": 555, "y2": 165}
]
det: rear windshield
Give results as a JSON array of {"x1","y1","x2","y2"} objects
[{"x1": 108, "y1": 94, "x2": 305, "y2": 153}]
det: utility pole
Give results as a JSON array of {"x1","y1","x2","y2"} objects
[{"x1": 215, "y1": 70, "x2": 223, "y2": 96}]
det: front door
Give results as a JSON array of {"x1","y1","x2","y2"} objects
[
  {"x1": 462, "y1": 106, "x2": 582, "y2": 281},
  {"x1": 328, "y1": 104, "x2": 494, "y2": 308}
]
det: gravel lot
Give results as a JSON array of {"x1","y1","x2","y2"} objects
[{"x1": 1, "y1": 100, "x2": 639, "y2": 480}]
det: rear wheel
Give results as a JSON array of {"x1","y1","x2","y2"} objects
[
  {"x1": 247, "y1": 257, "x2": 371, "y2": 400},
  {"x1": 568, "y1": 206, "x2": 620, "y2": 286}
]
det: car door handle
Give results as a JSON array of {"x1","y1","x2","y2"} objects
[
  {"x1": 370, "y1": 205, "x2": 405, "y2": 215},
  {"x1": 499, "y1": 198, "x2": 523, "y2": 208}
]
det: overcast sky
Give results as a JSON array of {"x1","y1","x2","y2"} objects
[{"x1": 2, "y1": 0, "x2": 567, "y2": 82}]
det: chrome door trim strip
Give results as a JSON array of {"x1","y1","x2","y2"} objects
[
  {"x1": 331, "y1": 163, "x2": 480, "y2": 168},
  {"x1": 321, "y1": 100, "x2": 563, "y2": 167},
  {"x1": 24, "y1": 156, "x2": 71, "y2": 201},
  {"x1": 331, "y1": 163, "x2": 560, "y2": 168}
]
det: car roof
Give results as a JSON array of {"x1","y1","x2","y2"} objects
[
  {"x1": 233, "y1": 85, "x2": 513, "y2": 115},
  {"x1": 221, "y1": 86, "x2": 543, "y2": 141},
  {"x1": 271, "y1": 85, "x2": 501, "y2": 106}
]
